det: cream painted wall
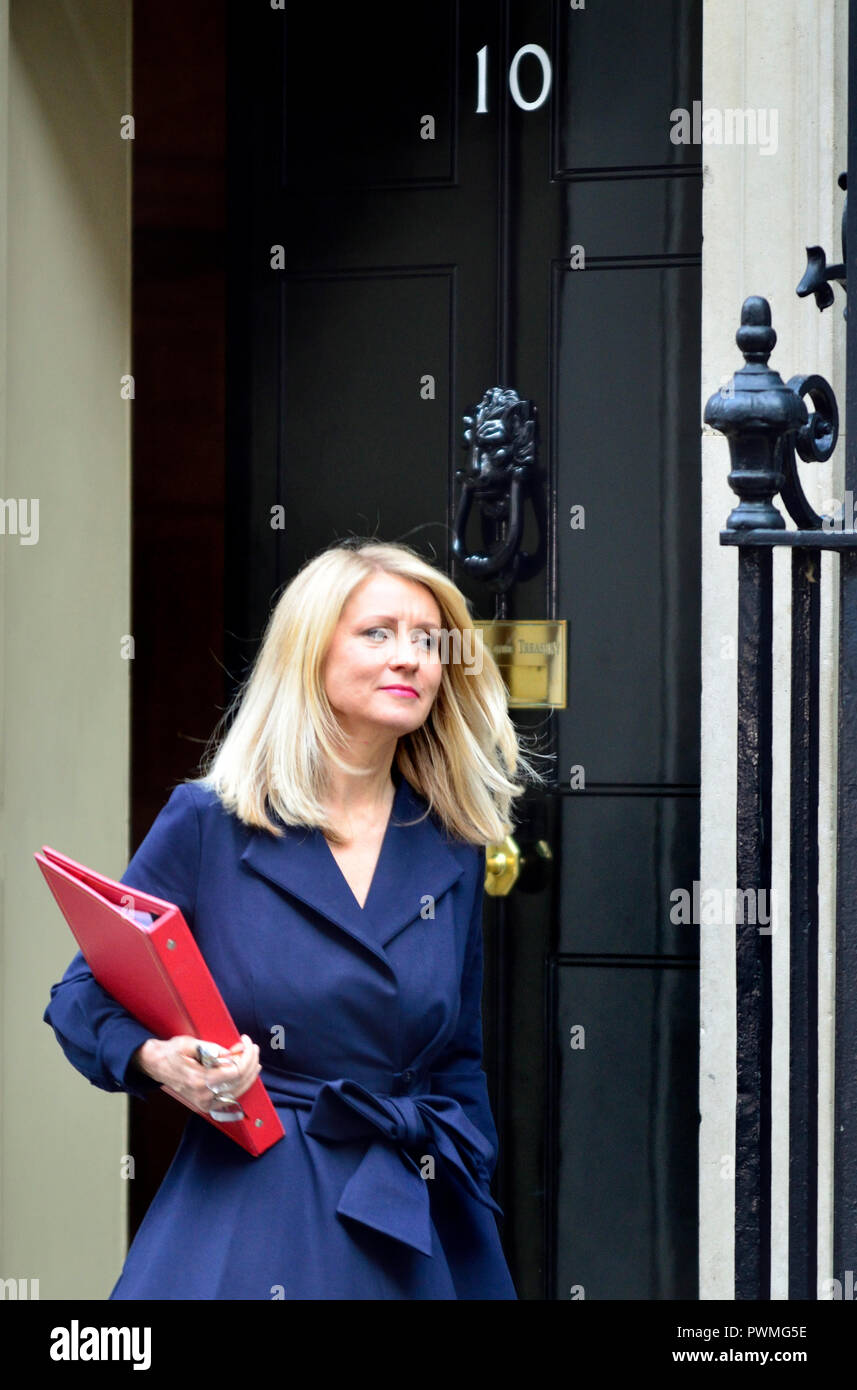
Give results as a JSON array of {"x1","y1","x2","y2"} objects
[
  {"x1": 700, "y1": 0, "x2": 848, "y2": 1299},
  {"x1": 0, "y1": 0, "x2": 131, "y2": 1298}
]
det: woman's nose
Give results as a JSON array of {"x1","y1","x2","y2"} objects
[{"x1": 391, "y1": 631, "x2": 420, "y2": 664}]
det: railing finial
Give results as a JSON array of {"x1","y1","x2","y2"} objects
[
  {"x1": 735, "y1": 295, "x2": 776, "y2": 362},
  {"x1": 705, "y1": 297, "x2": 807, "y2": 532}
]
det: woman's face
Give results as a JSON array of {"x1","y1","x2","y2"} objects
[{"x1": 322, "y1": 572, "x2": 445, "y2": 741}]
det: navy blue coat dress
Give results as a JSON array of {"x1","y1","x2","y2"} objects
[{"x1": 43, "y1": 772, "x2": 517, "y2": 1299}]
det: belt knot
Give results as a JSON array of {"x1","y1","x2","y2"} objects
[{"x1": 258, "y1": 1065, "x2": 502, "y2": 1256}]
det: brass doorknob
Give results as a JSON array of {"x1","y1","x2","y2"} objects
[
  {"x1": 484, "y1": 835, "x2": 521, "y2": 896},
  {"x1": 484, "y1": 835, "x2": 553, "y2": 897}
]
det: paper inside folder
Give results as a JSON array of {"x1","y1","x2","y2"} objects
[{"x1": 124, "y1": 908, "x2": 157, "y2": 928}]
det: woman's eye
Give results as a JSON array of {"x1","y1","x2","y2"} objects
[{"x1": 362, "y1": 627, "x2": 437, "y2": 650}]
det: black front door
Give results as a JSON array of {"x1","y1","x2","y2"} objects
[{"x1": 226, "y1": 0, "x2": 701, "y2": 1299}]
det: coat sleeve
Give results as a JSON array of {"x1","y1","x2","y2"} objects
[
  {"x1": 428, "y1": 848, "x2": 499, "y2": 1187},
  {"x1": 42, "y1": 782, "x2": 202, "y2": 1101}
]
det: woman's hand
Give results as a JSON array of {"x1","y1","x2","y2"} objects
[{"x1": 133, "y1": 1034, "x2": 261, "y2": 1116}]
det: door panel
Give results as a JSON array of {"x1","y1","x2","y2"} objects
[
  {"x1": 553, "y1": 0, "x2": 701, "y2": 175},
  {"x1": 279, "y1": 269, "x2": 455, "y2": 559},
  {"x1": 555, "y1": 263, "x2": 702, "y2": 786},
  {"x1": 282, "y1": 3, "x2": 459, "y2": 189},
  {"x1": 227, "y1": 0, "x2": 701, "y2": 1299},
  {"x1": 553, "y1": 959, "x2": 699, "y2": 1299},
  {"x1": 558, "y1": 795, "x2": 700, "y2": 957}
]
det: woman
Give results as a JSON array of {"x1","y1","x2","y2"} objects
[{"x1": 44, "y1": 539, "x2": 542, "y2": 1299}]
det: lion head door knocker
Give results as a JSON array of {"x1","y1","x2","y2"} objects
[{"x1": 452, "y1": 386, "x2": 546, "y2": 593}]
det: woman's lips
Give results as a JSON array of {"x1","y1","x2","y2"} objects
[{"x1": 381, "y1": 686, "x2": 419, "y2": 697}]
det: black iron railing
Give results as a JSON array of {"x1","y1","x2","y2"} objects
[
  {"x1": 704, "y1": 294, "x2": 853, "y2": 1300},
  {"x1": 836, "y1": 0, "x2": 857, "y2": 1294}
]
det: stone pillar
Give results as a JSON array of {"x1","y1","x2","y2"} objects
[{"x1": 700, "y1": 0, "x2": 847, "y2": 1299}]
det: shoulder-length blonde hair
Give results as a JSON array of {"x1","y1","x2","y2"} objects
[{"x1": 192, "y1": 539, "x2": 547, "y2": 845}]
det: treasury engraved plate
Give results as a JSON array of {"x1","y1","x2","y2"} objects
[{"x1": 473, "y1": 620, "x2": 567, "y2": 709}]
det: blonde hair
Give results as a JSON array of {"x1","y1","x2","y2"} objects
[{"x1": 192, "y1": 539, "x2": 548, "y2": 845}]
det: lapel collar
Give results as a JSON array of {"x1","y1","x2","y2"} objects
[{"x1": 239, "y1": 774, "x2": 466, "y2": 964}]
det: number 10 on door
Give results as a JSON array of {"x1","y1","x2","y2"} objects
[{"x1": 476, "y1": 44, "x2": 553, "y2": 113}]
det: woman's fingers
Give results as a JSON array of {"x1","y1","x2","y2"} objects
[
  {"x1": 150, "y1": 1035, "x2": 263, "y2": 1114},
  {"x1": 191, "y1": 1035, "x2": 260, "y2": 1106},
  {"x1": 223, "y1": 1042, "x2": 261, "y2": 1101}
]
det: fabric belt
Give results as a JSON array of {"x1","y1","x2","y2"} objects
[{"x1": 260, "y1": 1065, "x2": 502, "y2": 1256}]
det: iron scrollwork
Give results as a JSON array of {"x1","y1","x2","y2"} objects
[
  {"x1": 452, "y1": 386, "x2": 543, "y2": 592},
  {"x1": 796, "y1": 170, "x2": 847, "y2": 314},
  {"x1": 779, "y1": 374, "x2": 839, "y2": 529}
]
